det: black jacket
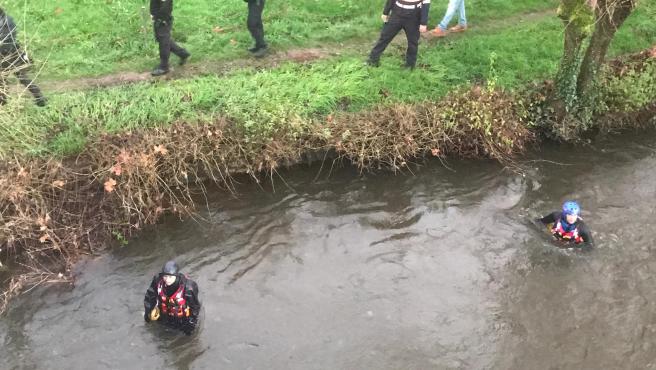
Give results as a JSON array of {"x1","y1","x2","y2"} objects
[
  {"x1": 539, "y1": 211, "x2": 594, "y2": 247},
  {"x1": 0, "y1": 12, "x2": 19, "y2": 54},
  {"x1": 144, "y1": 273, "x2": 201, "y2": 320},
  {"x1": 382, "y1": 0, "x2": 431, "y2": 26},
  {"x1": 150, "y1": 0, "x2": 173, "y2": 21}
]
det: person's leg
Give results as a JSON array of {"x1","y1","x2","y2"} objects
[
  {"x1": 168, "y1": 26, "x2": 190, "y2": 65},
  {"x1": 438, "y1": 0, "x2": 459, "y2": 31},
  {"x1": 458, "y1": 0, "x2": 467, "y2": 27},
  {"x1": 169, "y1": 38, "x2": 189, "y2": 58},
  {"x1": 16, "y1": 69, "x2": 46, "y2": 106},
  {"x1": 447, "y1": 0, "x2": 467, "y2": 32},
  {"x1": 0, "y1": 75, "x2": 7, "y2": 105},
  {"x1": 247, "y1": 0, "x2": 267, "y2": 50},
  {"x1": 0, "y1": 57, "x2": 10, "y2": 105},
  {"x1": 368, "y1": 13, "x2": 404, "y2": 65},
  {"x1": 402, "y1": 12, "x2": 421, "y2": 68},
  {"x1": 154, "y1": 20, "x2": 172, "y2": 71}
]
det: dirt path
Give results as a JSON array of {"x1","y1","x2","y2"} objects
[{"x1": 42, "y1": 9, "x2": 555, "y2": 93}]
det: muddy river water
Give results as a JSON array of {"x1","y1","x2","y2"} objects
[{"x1": 2, "y1": 132, "x2": 656, "y2": 369}]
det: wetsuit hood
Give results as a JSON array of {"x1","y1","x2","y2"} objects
[{"x1": 162, "y1": 260, "x2": 180, "y2": 275}]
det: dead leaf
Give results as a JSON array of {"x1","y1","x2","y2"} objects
[
  {"x1": 52, "y1": 180, "x2": 65, "y2": 188},
  {"x1": 17, "y1": 167, "x2": 28, "y2": 178},
  {"x1": 104, "y1": 178, "x2": 117, "y2": 193},
  {"x1": 54, "y1": 7, "x2": 64, "y2": 15},
  {"x1": 117, "y1": 149, "x2": 131, "y2": 164},
  {"x1": 230, "y1": 39, "x2": 238, "y2": 46},
  {"x1": 138, "y1": 153, "x2": 153, "y2": 166},
  {"x1": 39, "y1": 234, "x2": 49, "y2": 243},
  {"x1": 36, "y1": 215, "x2": 51, "y2": 230},
  {"x1": 110, "y1": 164, "x2": 123, "y2": 176},
  {"x1": 212, "y1": 26, "x2": 225, "y2": 33},
  {"x1": 153, "y1": 144, "x2": 169, "y2": 155},
  {"x1": 431, "y1": 148, "x2": 440, "y2": 157}
]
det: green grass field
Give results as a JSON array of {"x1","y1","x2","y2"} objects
[
  {"x1": 1, "y1": 0, "x2": 654, "y2": 158},
  {"x1": 6, "y1": 0, "x2": 557, "y2": 80}
]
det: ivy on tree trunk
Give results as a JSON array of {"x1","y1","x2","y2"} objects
[
  {"x1": 577, "y1": 0, "x2": 636, "y2": 101},
  {"x1": 555, "y1": 0, "x2": 594, "y2": 111},
  {"x1": 554, "y1": 0, "x2": 636, "y2": 117}
]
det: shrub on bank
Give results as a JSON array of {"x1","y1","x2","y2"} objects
[
  {"x1": 526, "y1": 49, "x2": 656, "y2": 141},
  {"x1": 0, "y1": 85, "x2": 533, "y2": 313}
]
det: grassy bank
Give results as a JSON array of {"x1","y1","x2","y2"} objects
[
  {"x1": 6, "y1": 0, "x2": 557, "y2": 80},
  {"x1": 3, "y1": 3, "x2": 654, "y2": 158}
]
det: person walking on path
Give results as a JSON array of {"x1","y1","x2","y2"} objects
[
  {"x1": 245, "y1": 0, "x2": 268, "y2": 58},
  {"x1": 150, "y1": 0, "x2": 190, "y2": 76},
  {"x1": 0, "y1": 8, "x2": 46, "y2": 106},
  {"x1": 366, "y1": 0, "x2": 431, "y2": 70},
  {"x1": 431, "y1": 0, "x2": 467, "y2": 37}
]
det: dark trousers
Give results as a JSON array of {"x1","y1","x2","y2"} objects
[
  {"x1": 247, "y1": 0, "x2": 266, "y2": 48},
  {"x1": 159, "y1": 315, "x2": 197, "y2": 335},
  {"x1": 0, "y1": 52, "x2": 45, "y2": 105},
  {"x1": 368, "y1": 7, "x2": 421, "y2": 67},
  {"x1": 154, "y1": 20, "x2": 188, "y2": 69}
]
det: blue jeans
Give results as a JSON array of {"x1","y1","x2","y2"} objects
[{"x1": 438, "y1": 0, "x2": 467, "y2": 31}]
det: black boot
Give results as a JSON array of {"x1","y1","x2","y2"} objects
[
  {"x1": 251, "y1": 46, "x2": 268, "y2": 58},
  {"x1": 178, "y1": 51, "x2": 190, "y2": 66},
  {"x1": 151, "y1": 66, "x2": 169, "y2": 76},
  {"x1": 365, "y1": 59, "x2": 380, "y2": 67},
  {"x1": 34, "y1": 95, "x2": 47, "y2": 107}
]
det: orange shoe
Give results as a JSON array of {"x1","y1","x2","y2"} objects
[
  {"x1": 449, "y1": 24, "x2": 467, "y2": 33},
  {"x1": 431, "y1": 27, "x2": 448, "y2": 37}
]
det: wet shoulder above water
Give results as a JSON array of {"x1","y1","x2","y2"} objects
[{"x1": 3, "y1": 132, "x2": 656, "y2": 370}]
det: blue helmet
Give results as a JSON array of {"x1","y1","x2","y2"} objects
[{"x1": 562, "y1": 201, "x2": 580, "y2": 216}]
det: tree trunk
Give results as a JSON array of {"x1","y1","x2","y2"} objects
[
  {"x1": 576, "y1": 0, "x2": 636, "y2": 99},
  {"x1": 554, "y1": 0, "x2": 593, "y2": 111},
  {"x1": 555, "y1": 21, "x2": 587, "y2": 106}
]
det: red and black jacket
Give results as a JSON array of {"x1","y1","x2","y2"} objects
[
  {"x1": 539, "y1": 211, "x2": 594, "y2": 246},
  {"x1": 144, "y1": 273, "x2": 201, "y2": 320}
]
